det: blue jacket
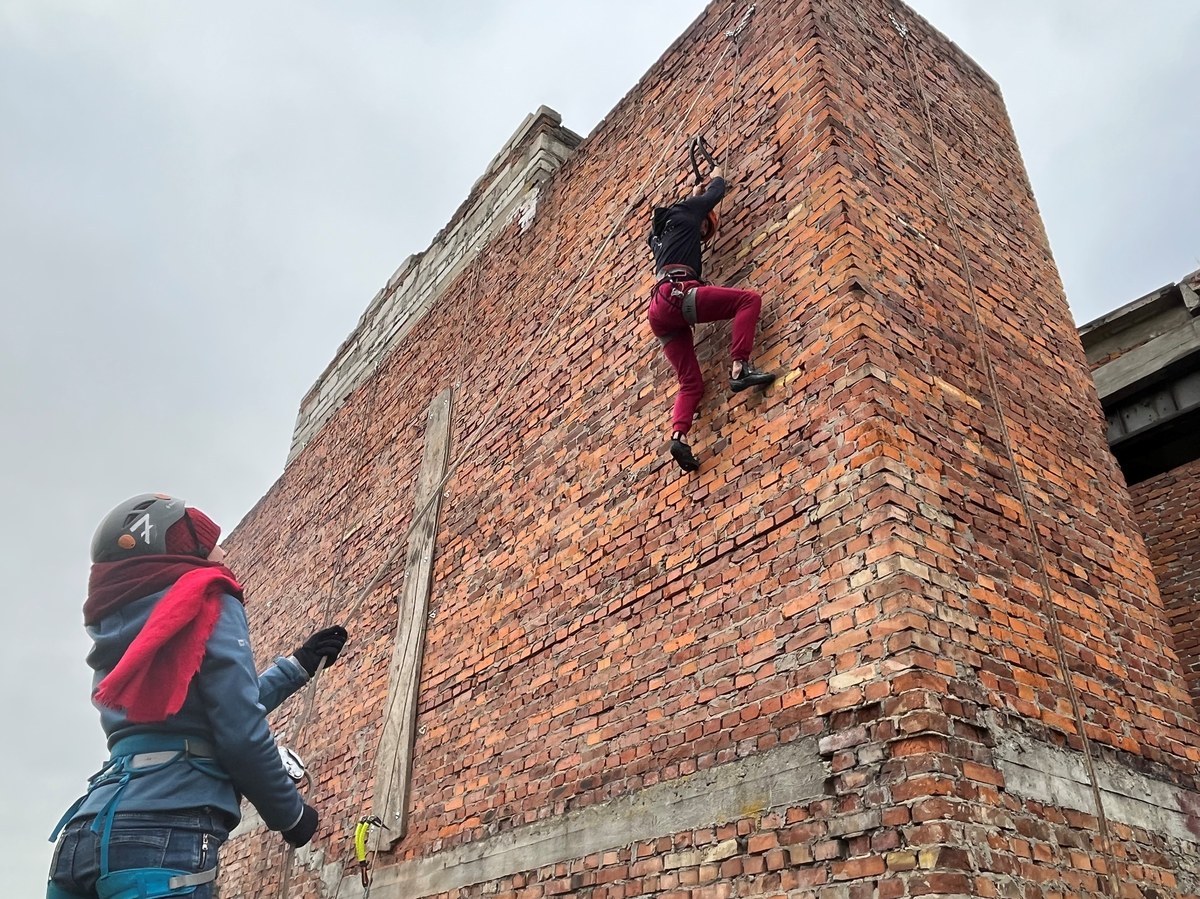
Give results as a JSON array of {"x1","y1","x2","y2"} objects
[{"x1": 68, "y1": 589, "x2": 309, "y2": 832}]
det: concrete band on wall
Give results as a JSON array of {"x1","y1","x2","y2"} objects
[
  {"x1": 990, "y1": 720, "x2": 1200, "y2": 844},
  {"x1": 310, "y1": 722, "x2": 1197, "y2": 898},
  {"x1": 228, "y1": 739, "x2": 825, "y2": 896},
  {"x1": 371, "y1": 737, "x2": 827, "y2": 898}
]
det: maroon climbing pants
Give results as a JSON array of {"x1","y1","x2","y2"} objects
[{"x1": 647, "y1": 281, "x2": 763, "y2": 436}]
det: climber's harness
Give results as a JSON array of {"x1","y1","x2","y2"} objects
[
  {"x1": 652, "y1": 264, "x2": 700, "y2": 345},
  {"x1": 49, "y1": 735, "x2": 228, "y2": 898}
]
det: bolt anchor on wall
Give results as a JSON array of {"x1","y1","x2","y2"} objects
[{"x1": 726, "y1": 4, "x2": 756, "y2": 42}]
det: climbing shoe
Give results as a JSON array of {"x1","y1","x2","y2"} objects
[
  {"x1": 730, "y1": 361, "x2": 776, "y2": 392},
  {"x1": 670, "y1": 438, "x2": 700, "y2": 472}
]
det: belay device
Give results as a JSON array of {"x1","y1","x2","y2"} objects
[{"x1": 278, "y1": 745, "x2": 308, "y2": 784}]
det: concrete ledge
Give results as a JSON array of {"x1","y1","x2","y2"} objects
[
  {"x1": 1079, "y1": 282, "x2": 1180, "y2": 348},
  {"x1": 993, "y1": 724, "x2": 1200, "y2": 843},
  {"x1": 370, "y1": 738, "x2": 826, "y2": 898},
  {"x1": 288, "y1": 106, "x2": 581, "y2": 461},
  {"x1": 1080, "y1": 270, "x2": 1200, "y2": 404}
]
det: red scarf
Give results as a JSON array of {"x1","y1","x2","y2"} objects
[{"x1": 88, "y1": 558, "x2": 245, "y2": 724}]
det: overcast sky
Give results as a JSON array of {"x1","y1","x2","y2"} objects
[{"x1": 3, "y1": 1, "x2": 1198, "y2": 893}]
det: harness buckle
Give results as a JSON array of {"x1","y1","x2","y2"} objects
[
  {"x1": 656, "y1": 264, "x2": 696, "y2": 282},
  {"x1": 653, "y1": 264, "x2": 698, "y2": 307}
]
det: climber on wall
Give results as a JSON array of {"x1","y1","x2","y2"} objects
[
  {"x1": 47, "y1": 493, "x2": 349, "y2": 899},
  {"x1": 647, "y1": 157, "x2": 776, "y2": 472}
]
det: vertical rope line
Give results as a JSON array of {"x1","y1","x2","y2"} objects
[
  {"x1": 278, "y1": 260, "x2": 486, "y2": 899},
  {"x1": 891, "y1": 16, "x2": 1123, "y2": 896},
  {"x1": 290, "y1": 350, "x2": 389, "y2": 739},
  {"x1": 274, "y1": 278, "x2": 400, "y2": 899},
  {"x1": 326, "y1": 258, "x2": 485, "y2": 899},
  {"x1": 718, "y1": 3, "x2": 754, "y2": 172},
  {"x1": 719, "y1": 43, "x2": 742, "y2": 174}
]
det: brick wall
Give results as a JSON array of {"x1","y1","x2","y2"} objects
[
  {"x1": 220, "y1": 1, "x2": 1200, "y2": 897},
  {"x1": 1130, "y1": 456, "x2": 1200, "y2": 712}
]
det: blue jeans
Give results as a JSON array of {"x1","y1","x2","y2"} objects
[{"x1": 47, "y1": 809, "x2": 230, "y2": 898}]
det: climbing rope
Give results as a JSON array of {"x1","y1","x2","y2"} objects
[
  {"x1": 275, "y1": 7, "x2": 759, "y2": 896},
  {"x1": 726, "y1": 3, "x2": 756, "y2": 41},
  {"x1": 888, "y1": 9, "x2": 1124, "y2": 895},
  {"x1": 720, "y1": 4, "x2": 754, "y2": 173}
]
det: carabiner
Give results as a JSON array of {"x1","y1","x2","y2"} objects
[{"x1": 277, "y1": 745, "x2": 308, "y2": 784}]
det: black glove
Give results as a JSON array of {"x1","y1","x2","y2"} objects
[
  {"x1": 283, "y1": 802, "x2": 318, "y2": 848},
  {"x1": 294, "y1": 625, "x2": 349, "y2": 676}
]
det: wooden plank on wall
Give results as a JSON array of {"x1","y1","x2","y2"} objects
[{"x1": 371, "y1": 387, "x2": 453, "y2": 848}]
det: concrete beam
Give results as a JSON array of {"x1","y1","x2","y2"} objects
[
  {"x1": 993, "y1": 724, "x2": 1200, "y2": 843},
  {"x1": 369, "y1": 738, "x2": 826, "y2": 898},
  {"x1": 1078, "y1": 282, "x2": 1177, "y2": 349},
  {"x1": 1091, "y1": 314, "x2": 1200, "y2": 405}
]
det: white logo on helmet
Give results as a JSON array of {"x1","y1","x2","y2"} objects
[{"x1": 129, "y1": 513, "x2": 155, "y2": 543}]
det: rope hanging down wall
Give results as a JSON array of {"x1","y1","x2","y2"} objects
[
  {"x1": 887, "y1": 8, "x2": 1125, "y2": 896},
  {"x1": 272, "y1": 5, "x2": 761, "y2": 897}
]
